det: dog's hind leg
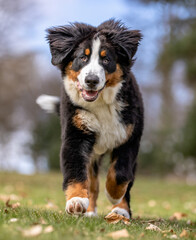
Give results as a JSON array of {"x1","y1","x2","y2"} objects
[{"x1": 85, "y1": 156, "x2": 102, "y2": 217}]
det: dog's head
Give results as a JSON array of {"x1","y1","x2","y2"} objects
[{"x1": 47, "y1": 19, "x2": 141, "y2": 102}]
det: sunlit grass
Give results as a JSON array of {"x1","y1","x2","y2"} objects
[{"x1": 0, "y1": 172, "x2": 195, "y2": 240}]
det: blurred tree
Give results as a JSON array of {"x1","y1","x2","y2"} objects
[
  {"x1": 0, "y1": 0, "x2": 37, "y2": 55},
  {"x1": 0, "y1": 0, "x2": 62, "y2": 171},
  {"x1": 177, "y1": 101, "x2": 196, "y2": 159},
  {"x1": 30, "y1": 115, "x2": 61, "y2": 170},
  {"x1": 129, "y1": 0, "x2": 196, "y2": 174}
]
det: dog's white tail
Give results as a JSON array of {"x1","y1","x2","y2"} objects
[{"x1": 36, "y1": 94, "x2": 60, "y2": 114}]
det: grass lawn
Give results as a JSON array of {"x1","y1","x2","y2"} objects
[{"x1": 0, "y1": 172, "x2": 195, "y2": 239}]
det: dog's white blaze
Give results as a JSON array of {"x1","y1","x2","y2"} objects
[{"x1": 77, "y1": 38, "x2": 106, "y2": 91}]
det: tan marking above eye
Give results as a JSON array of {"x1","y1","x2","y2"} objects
[
  {"x1": 100, "y1": 50, "x2": 106, "y2": 57},
  {"x1": 85, "y1": 48, "x2": 90, "y2": 56}
]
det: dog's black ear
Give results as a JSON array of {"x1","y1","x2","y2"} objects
[
  {"x1": 114, "y1": 29, "x2": 142, "y2": 63},
  {"x1": 98, "y1": 19, "x2": 142, "y2": 65},
  {"x1": 46, "y1": 23, "x2": 95, "y2": 66}
]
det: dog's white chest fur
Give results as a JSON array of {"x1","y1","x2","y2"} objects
[
  {"x1": 64, "y1": 77, "x2": 128, "y2": 155},
  {"x1": 92, "y1": 103, "x2": 127, "y2": 155}
]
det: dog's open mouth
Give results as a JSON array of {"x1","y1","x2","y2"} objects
[
  {"x1": 81, "y1": 89, "x2": 99, "y2": 102},
  {"x1": 77, "y1": 81, "x2": 104, "y2": 102}
]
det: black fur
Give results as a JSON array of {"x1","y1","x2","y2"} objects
[{"x1": 46, "y1": 19, "x2": 144, "y2": 216}]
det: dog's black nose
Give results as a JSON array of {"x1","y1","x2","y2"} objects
[{"x1": 85, "y1": 74, "x2": 99, "y2": 88}]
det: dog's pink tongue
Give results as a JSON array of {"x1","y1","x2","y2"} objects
[{"x1": 82, "y1": 90, "x2": 98, "y2": 102}]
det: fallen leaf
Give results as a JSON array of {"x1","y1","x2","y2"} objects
[
  {"x1": 6, "y1": 199, "x2": 20, "y2": 209},
  {"x1": 106, "y1": 229, "x2": 129, "y2": 239},
  {"x1": 43, "y1": 225, "x2": 54, "y2": 233},
  {"x1": 104, "y1": 212, "x2": 131, "y2": 225},
  {"x1": 22, "y1": 225, "x2": 43, "y2": 237},
  {"x1": 9, "y1": 218, "x2": 18, "y2": 223},
  {"x1": 145, "y1": 223, "x2": 161, "y2": 232},
  {"x1": 180, "y1": 229, "x2": 189, "y2": 238},
  {"x1": 148, "y1": 200, "x2": 157, "y2": 207},
  {"x1": 169, "y1": 212, "x2": 188, "y2": 221}
]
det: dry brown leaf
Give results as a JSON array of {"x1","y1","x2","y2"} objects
[
  {"x1": 169, "y1": 212, "x2": 188, "y2": 221},
  {"x1": 6, "y1": 199, "x2": 20, "y2": 209},
  {"x1": 43, "y1": 225, "x2": 54, "y2": 233},
  {"x1": 104, "y1": 212, "x2": 131, "y2": 225},
  {"x1": 106, "y1": 229, "x2": 129, "y2": 239},
  {"x1": 22, "y1": 225, "x2": 43, "y2": 237},
  {"x1": 145, "y1": 223, "x2": 161, "y2": 232},
  {"x1": 180, "y1": 229, "x2": 189, "y2": 238}
]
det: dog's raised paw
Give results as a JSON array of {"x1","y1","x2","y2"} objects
[{"x1": 65, "y1": 197, "x2": 89, "y2": 215}]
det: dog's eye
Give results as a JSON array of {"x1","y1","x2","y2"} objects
[
  {"x1": 103, "y1": 58, "x2": 109, "y2": 65},
  {"x1": 81, "y1": 56, "x2": 88, "y2": 62}
]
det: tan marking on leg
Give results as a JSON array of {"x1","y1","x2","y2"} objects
[
  {"x1": 106, "y1": 64, "x2": 123, "y2": 87},
  {"x1": 106, "y1": 161, "x2": 128, "y2": 200},
  {"x1": 72, "y1": 109, "x2": 90, "y2": 134},
  {"x1": 112, "y1": 197, "x2": 129, "y2": 212},
  {"x1": 100, "y1": 50, "x2": 106, "y2": 57},
  {"x1": 65, "y1": 181, "x2": 88, "y2": 200},
  {"x1": 127, "y1": 124, "x2": 134, "y2": 138},
  {"x1": 85, "y1": 48, "x2": 91, "y2": 56},
  {"x1": 87, "y1": 164, "x2": 99, "y2": 212},
  {"x1": 65, "y1": 62, "x2": 80, "y2": 81}
]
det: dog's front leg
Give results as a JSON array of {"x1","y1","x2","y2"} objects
[
  {"x1": 60, "y1": 124, "x2": 96, "y2": 215},
  {"x1": 105, "y1": 138, "x2": 140, "y2": 218}
]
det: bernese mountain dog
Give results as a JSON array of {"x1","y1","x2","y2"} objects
[{"x1": 36, "y1": 19, "x2": 144, "y2": 219}]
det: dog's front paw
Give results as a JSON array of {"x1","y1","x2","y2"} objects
[
  {"x1": 66, "y1": 197, "x2": 89, "y2": 215},
  {"x1": 111, "y1": 207, "x2": 130, "y2": 219}
]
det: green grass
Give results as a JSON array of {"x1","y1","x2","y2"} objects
[{"x1": 0, "y1": 172, "x2": 195, "y2": 239}]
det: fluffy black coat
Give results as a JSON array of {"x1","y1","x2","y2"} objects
[{"x1": 45, "y1": 19, "x2": 144, "y2": 217}]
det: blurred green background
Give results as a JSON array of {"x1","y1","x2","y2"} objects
[{"x1": 0, "y1": 0, "x2": 196, "y2": 182}]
